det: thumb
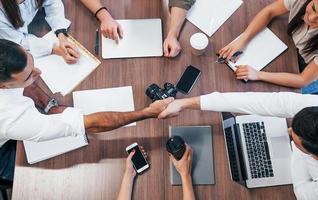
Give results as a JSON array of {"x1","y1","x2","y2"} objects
[
  {"x1": 158, "y1": 110, "x2": 169, "y2": 119},
  {"x1": 164, "y1": 42, "x2": 169, "y2": 57},
  {"x1": 127, "y1": 150, "x2": 135, "y2": 160}
]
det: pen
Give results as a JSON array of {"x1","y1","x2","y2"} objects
[{"x1": 95, "y1": 29, "x2": 99, "y2": 55}]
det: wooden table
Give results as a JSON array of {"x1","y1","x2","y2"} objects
[{"x1": 12, "y1": 0, "x2": 299, "y2": 199}]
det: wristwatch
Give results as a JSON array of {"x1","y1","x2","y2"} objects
[
  {"x1": 44, "y1": 98, "x2": 59, "y2": 114},
  {"x1": 55, "y1": 28, "x2": 68, "y2": 37}
]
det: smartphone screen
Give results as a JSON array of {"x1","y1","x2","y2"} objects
[
  {"x1": 176, "y1": 65, "x2": 201, "y2": 94},
  {"x1": 127, "y1": 144, "x2": 149, "y2": 173}
]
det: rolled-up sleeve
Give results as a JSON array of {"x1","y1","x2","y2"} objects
[
  {"x1": 169, "y1": 0, "x2": 196, "y2": 10},
  {"x1": 5, "y1": 106, "x2": 85, "y2": 142},
  {"x1": 43, "y1": 0, "x2": 71, "y2": 31}
]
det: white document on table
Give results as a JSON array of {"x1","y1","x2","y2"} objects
[
  {"x1": 102, "y1": 19, "x2": 163, "y2": 59},
  {"x1": 73, "y1": 86, "x2": 136, "y2": 126},
  {"x1": 34, "y1": 32, "x2": 101, "y2": 96},
  {"x1": 187, "y1": 0, "x2": 243, "y2": 37},
  {"x1": 227, "y1": 27, "x2": 288, "y2": 71},
  {"x1": 24, "y1": 135, "x2": 88, "y2": 165}
]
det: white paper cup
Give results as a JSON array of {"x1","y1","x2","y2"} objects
[{"x1": 190, "y1": 32, "x2": 209, "y2": 56}]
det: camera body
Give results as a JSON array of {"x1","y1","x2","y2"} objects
[
  {"x1": 145, "y1": 82, "x2": 177, "y2": 101},
  {"x1": 166, "y1": 136, "x2": 186, "y2": 160}
]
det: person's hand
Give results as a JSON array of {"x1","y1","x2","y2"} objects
[
  {"x1": 58, "y1": 35, "x2": 80, "y2": 64},
  {"x1": 163, "y1": 35, "x2": 182, "y2": 58},
  {"x1": 124, "y1": 146, "x2": 148, "y2": 179},
  {"x1": 170, "y1": 144, "x2": 193, "y2": 178},
  {"x1": 218, "y1": 35, "x2": 246, "y2": 61},
  {"x1": 235, "y1": 65, "x2": 260, "y2": 81},
  {"x1": 99, "y1": 11, "x2": 123, "y2": 43},
  {"x1": 144, "y1": 97, "x2": 174, "y2": 118},
  {"x1": 158, "y1": 99, "x2": 184, "y2": 119}
]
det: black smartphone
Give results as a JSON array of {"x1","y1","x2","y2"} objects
[
  {"x1": 176, "y1": 65, "x2": 201, "y2": 94},
  {"x1": 126, "y1": 143, "x2": 149, "y2": 173}
]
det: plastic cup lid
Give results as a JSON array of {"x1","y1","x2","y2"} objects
[{"x1": 190, "y1": 32, "x2": 209, "y2": 50}]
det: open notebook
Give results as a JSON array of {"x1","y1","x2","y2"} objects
[
  {"x1": 102, "y1": 19, "x2": 163, "y2": 59},
  {"x1": 73, "y1": 86, "x2": 136, "y2": 127},
  {"x1": 187, "y1": 0, "x2": 243, "y2": 37},
  {"x1": 34, "y1": 32, "x2": 101, "y2": 96},
  {"x1": 225, "y1": 27, "x2": 288, "y2": 72}
]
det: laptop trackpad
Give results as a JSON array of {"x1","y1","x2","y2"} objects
[{"x1": 270, "y1": 137, "x2": 290, "y2": 159}]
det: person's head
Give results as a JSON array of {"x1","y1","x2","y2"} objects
[
  {"x1": 0, "y1": 39, "x2": 41, "y2": 89},
  {"x1": 291, "y1": 107, "x2": 318, "y2": 160},
  {"x1": 0, "y1": 0, "x2": 43, "y2": 29},
  {"x1": 287, "y1": 0, "x2": 318, "y2": 55}
]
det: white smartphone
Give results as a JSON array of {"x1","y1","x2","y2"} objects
[{"x1": 125, "y1": 142, "x2": 149, "y2": 173}]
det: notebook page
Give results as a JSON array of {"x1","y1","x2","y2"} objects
[
  {"x1": 73, "y1": 86, "x2": 136, "y2": 126},
  {"x1": 187, "y1": 0, "x2": 243, "y2": 37},
  {"x1": 35, "y1": 32, "x2": 100, "y2": 95},
  {"x1": 229, "y1": 28, "x2": 288, "y2": 71},
  {"x1": 102, "y1": 19, "x2": 163, "y2": 59}
]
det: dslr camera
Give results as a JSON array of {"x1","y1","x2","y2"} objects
[{"x1": 145, "y1": 82, "x2": 177, "y2": 101}]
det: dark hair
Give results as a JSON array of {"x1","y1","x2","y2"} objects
[
  {"x1": 292, "y1": 107, "x2": 318, "y2": 155},
  {"x1": 0, "y1": 0, "x2": 43, "y2": 29},
  {"x1": 0, "y1": 39, "x2": 27, "y2": 82},
  {"x1": 287, "y1": 0, "x2": 318, "y2": 55}
]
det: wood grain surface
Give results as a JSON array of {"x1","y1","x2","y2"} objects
[{"x1": 12, "y1": 0, "x2": 298, "y2": 199}]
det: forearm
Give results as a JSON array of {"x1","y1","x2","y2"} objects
[
  {"x1": 80, "y1": 0, "x2": 112, "y2": 22},
  {"x1": 168, "y1": 7, "x2": 187, "y2": 38},
  {"x1": 240, "y1": 6, "x2": 274, "y2": 44},
  {"x1": 181, "y1": 175, "x2": 195, "y2": 200},
  {"x1": 84, "y1": 109, "x2": 154, "y2": 133},
  {"x1": 178, "y1": 97, "x2": 201, "y2": 110},
  {"x1": 258, "y1": 71, "x2": 310, "y2": 88},
  {"x1": 117, "y1": 173, "x2": 134, "y2": 200}
]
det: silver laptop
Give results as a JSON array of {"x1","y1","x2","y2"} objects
[{"x1": 221, "y1": 112, "x2": 292, "y2": 188}]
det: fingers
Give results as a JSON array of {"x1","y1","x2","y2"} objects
[
  {"x1": 64, "y1": 54, "x2": 78, "y2": 64},
  {"x1": 139, "y1": 146, "x2": 148, "y2": 158},
  {"x1": 66, "y1": 47, "x2": 80, "y2": 59},
  {"x1": 127, "y1": 149, "x2": 135, "y2": 161},
  {"x1": 163, "y1": 41, "x2": 169, "y2": 57},
  {"x1": 118, "y1": 24, "x2": 124, "y2": 39}
]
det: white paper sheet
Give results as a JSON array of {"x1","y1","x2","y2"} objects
[
  {"x1": 24, "y1": 135, "x2": 88, "y2": 164},
  {"x1": 187, "y1": 0, "x2": 243, "y2": 37},
  {"x1": 73, "y1": 86, "x2": 136, "y2": 126},
  {"x1": 102, "y1": 19, "x2": 163, "y2": 59},
  {"x1": 228, "y1": 28, "x2": 288, "y2": 71},
  {"x1": 34, "y1": 32, "x2": 100, "y2": 96}
]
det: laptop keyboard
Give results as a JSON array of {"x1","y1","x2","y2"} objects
[{"x1": 242, "y1": 122, "x2": 274, "y2": 179}]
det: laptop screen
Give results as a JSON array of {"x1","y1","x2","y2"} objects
[{"x1": 221, "y1": 112, "x2": 246, "y2": 186}]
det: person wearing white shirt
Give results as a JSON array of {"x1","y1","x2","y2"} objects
[
  {"x1": 0, "y1": 39, "x2": 173, "y2": 182},
  {"x1": 158, "y1": 92, "x2": 318, "y2": 200},
  {"x1": 0, "y1": 0, "x2": 79, "y2": 63}
]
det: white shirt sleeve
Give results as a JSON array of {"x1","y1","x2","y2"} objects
[
  {"x1": 43, "y1": 0, "x2": 71, "y2": 32},
  {"x1": 291, "y1": 143, "x2": 318, "y2": 200},
  {"x1": 200, "y1": 92, "x2": 318, "y2": 118},
  {"x1": 5, "y1": 106, "x2": 85, "y2": 142},
  {"x1": 0, "y1": 20, "x2": 55, "y2": 57}
]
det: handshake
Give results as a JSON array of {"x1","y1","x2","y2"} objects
[{"x1": 143, "y1": 97, "x2": 194, "y2": 119}]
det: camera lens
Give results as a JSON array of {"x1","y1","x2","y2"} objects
[{"x1": 145, "y1": 84, "x2": 160, "y2": 101}]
